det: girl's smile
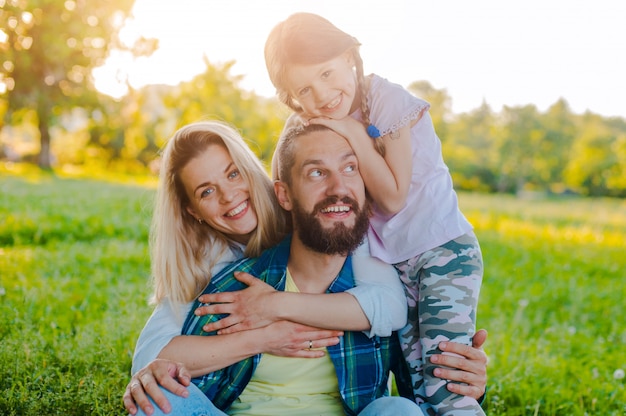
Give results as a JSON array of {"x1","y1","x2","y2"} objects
[{"x1": 285, "y1": 52, "x2": 359, "y2": 119}]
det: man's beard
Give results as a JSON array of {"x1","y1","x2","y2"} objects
[{"x1": 292, "y1": 196, "x2": 370, "y2": 255}]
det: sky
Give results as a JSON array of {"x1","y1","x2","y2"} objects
[{"x1": 94, "y1": 0, "x2": 626, "y2": 118}]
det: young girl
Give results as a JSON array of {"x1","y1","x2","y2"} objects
[{"x1": 265, "y1": 13, "x2": 485, "y2": 416}]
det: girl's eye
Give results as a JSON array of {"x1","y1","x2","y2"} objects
[
  {"x1": 321, "y1": 70, "x2": 331, "y2": 79},
  {"x1": 298, "y1": 87, "x2": 310, "y2": 97}
]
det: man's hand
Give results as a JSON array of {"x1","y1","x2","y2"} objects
[
  {"x1": 123, "y1": 359, "x2": 191, "y2": 415},
  {"x1": 431, "y1": 329, "x2": 488, "y2": 400}
]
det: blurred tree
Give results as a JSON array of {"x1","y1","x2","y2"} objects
[
  {"x1": 536, "y1": 99, "x2": 576, "y2": 189},
  {"x1": 0, "y1": 0, "x2": 156, "y2": 169},
  {"x1": 495, "y1": 104, "x2": 544, "y2": 193},
  {"x1": 407, "y1": 80, "x2": 453, "y2": 141},
  {"x1": 565, "y1": 113, "x2": 626, "y2": 197},
  {"x1": 162, "y1": 58, "x2": 286, "y2": 163},
  {"x1": 445, "y1": 101, "x2": 498, "y2": 191}
]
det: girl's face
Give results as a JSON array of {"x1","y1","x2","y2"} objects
[
  {"x1": 181, "y1": 144, "x2": 258, "y2": 244},
  {"x1": 284, "y1": 52, "x2": 359, "y2": 120}
]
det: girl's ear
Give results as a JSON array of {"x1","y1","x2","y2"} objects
[
  {"x1": 344, "y1": 50, "x2": 356, "y2": 67},
  {"x1": 274, "y1": 181, "x2": 293, "y2": 211}
]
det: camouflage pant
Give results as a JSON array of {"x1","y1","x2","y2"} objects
[{"x1": 395, "y1": 232, "x2": 484, "y2": 416}]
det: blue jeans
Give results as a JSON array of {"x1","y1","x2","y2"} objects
[{"x1": 134, "y1": 383, "x2": 424, "y2": 415}]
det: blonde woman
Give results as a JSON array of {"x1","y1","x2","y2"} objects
[{"x1": 124, "y1": 121, "x2": 487, "y2": 415}]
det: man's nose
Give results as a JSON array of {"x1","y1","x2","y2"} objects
[{"x1": 326, "y1": 172, "x2": 348, "y2": 196}]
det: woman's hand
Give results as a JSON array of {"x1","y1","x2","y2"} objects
[
  {"x1": 262, "y1": 321, "x2": 343, "y2": 358},
  {"x1": 431, "y1": 328, "x2": 489, "y2": 400},
  {"x1": 195, "y1": 271, "x2": 279, "y2": 334},
  {"x1": 123, "y1": 359, "x2": 191, "y2": 415}
]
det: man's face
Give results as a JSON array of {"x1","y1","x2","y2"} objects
[{"x1": 277, "y1": 129, "x2": 369, "y2": 255}]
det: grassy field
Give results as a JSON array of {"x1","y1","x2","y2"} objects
[{"x1": 1, "y1": 173, "x2": 625, "y2": 415}]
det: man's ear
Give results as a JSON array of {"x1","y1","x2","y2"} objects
[{"x1": 274, "y1": 181, "x2": 293, "y2": 211}]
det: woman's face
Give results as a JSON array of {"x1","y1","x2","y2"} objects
[{"x1": 181, "y1": 143, "x2": 258, "y2": 244}]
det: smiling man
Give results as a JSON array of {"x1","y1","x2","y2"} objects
[
  {"x1": 173, "y1": 123, "x2": 420, "y2": 415},
  {"x1": 127, "y1": 123, "x2": 488, "y2": 416}
]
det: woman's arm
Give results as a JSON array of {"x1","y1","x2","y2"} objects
[
  {"x1": 158, "y1": 321, "x2": 342, "y2": 377},
  {"x1": 125, "y1": 321, "x2": 342, "y2": 415},
  {"x1": 195, "y1": 271, "x2": 370, "y2": 335},
  {"x1": 195, "y1": 250, "x2": 407, "y2": 338},
  {"x1": 132, "y1": 300, "x2": 193, "y2": 374},
  {"x1": 124, "y1": 359, "x2": 192, "y2": 416},
  {"x1": 347, "y1": 240, "x2": 407, "y2": 337}
]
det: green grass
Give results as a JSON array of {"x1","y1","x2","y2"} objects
[{"x1": 1, "y1": 174, "x2": 625, "y2": 415}]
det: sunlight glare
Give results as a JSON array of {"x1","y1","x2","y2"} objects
[{"x1": 93, "y1": 0, "x2": 626, "y2": 117}]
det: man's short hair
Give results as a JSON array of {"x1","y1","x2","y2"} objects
[{"x1": 275, "y1": 123, "x2": 335, "y2": 185}]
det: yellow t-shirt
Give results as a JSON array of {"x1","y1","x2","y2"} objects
[{"x1": 227, "y1": 269, "x2": 344, "y2": 416}]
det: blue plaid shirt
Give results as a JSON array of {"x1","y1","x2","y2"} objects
[{"x1": 181, "y1": 235, "x2": 410, "y2": 415}]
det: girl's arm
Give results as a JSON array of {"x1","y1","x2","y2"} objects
[{"x1": 309, "y1": 116, "x2": 415, "y2": 215}]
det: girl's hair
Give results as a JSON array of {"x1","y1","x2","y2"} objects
[
  {"x1": 151, "y1": 120, "x2": 288, "y2": 305},
  {"x1": 265, "y1": 12, "x2": 385, "y2": 155}
]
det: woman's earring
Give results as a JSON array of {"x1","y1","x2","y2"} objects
[{"x1": 197, "y1": 218, "x2": 203, "y2": 224}]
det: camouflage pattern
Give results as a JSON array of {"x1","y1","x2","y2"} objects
[{"x1": 395, "y1": 232, "x2": 484, "y2": 416}]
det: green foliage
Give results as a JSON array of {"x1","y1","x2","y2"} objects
[
  {"x1": 161, "y1": 58, "x2": 288, "y2": 164},
  {"x1": 460, "y1": 193, "x2": 626, "y2": 415},
  {"x1": 0, "y1": 0, "x2": 152, "y2": 168},
  {"x1": 439, "y1": 97, "x2": 626, "y2": 197},
  {"x1": 0, "y1": 175, "x2": 153, "y2": 415},
  {"x1": 1, "y1": 175, "x2": 625, "y2": 414}
]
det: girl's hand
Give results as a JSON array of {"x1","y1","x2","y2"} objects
[
  {"x1": 123, "y1": 359, "x2": 191, "y2": 415},
  {"x1": 307, "y1": 116, "x2": 370, "y2": 146},
  {"x1": 262, "y1": 321, "x2": 343, "y2": 358},
  {"x1": 430, "y1": 329, "x2": 489, "y2": 400},
  {"x1": 195, "y1": 271, "x2": 278, "y2": 334}
]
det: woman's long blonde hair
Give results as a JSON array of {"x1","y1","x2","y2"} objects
[
  {"x1": 151, "y1": 120, "x2": 288, "y2": 305},
  {"x1": 264, "y1": 12, "x2": 385, "y2": 155}
]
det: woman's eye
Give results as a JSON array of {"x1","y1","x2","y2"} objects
[
  {"x1": 321, "y1": 70, "x2": 331, "y2": 79},
  {"x1": 200, "y1": 187, "x2": 215, "y2": 198},
  {"x1": 228, "y1": 169, "x2": 240, "y2": 180}
]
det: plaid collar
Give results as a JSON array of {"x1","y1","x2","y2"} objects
[{"x1": 182, "y1": 235, "x2": 397, "y2": 415}]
